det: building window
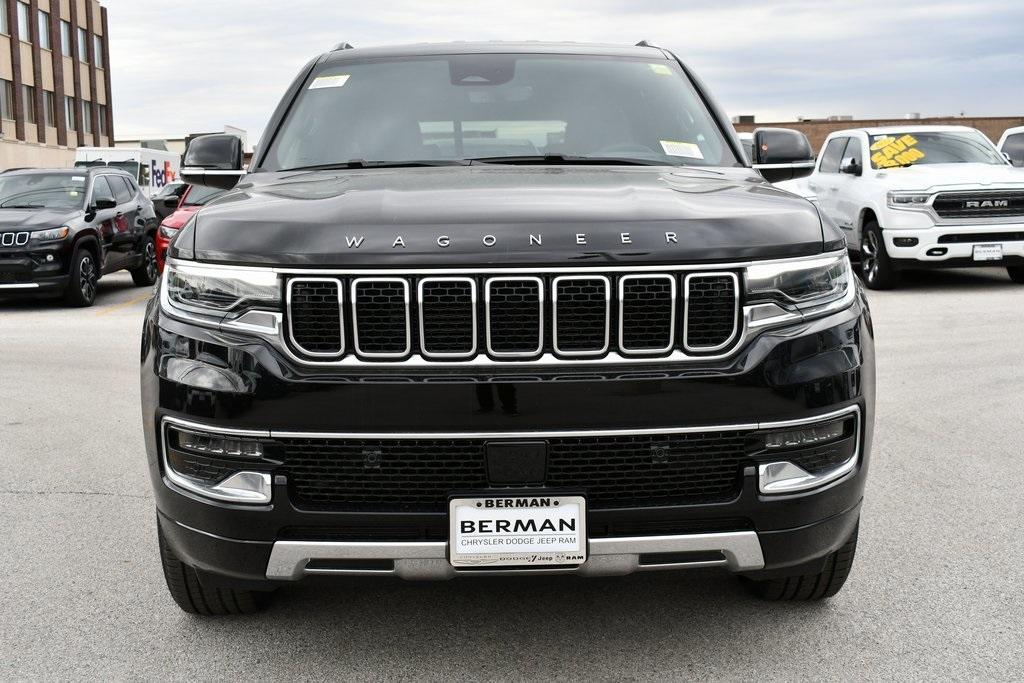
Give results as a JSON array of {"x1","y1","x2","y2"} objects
[
  {"x1": 81, "y1": 100, "x2": 92, "y2": 134},
  {"x1": 0, "y1": 80, "x2": 13, "y2": 119},
  {"x1": 64, "y1": 96, "x2": 76, "y2": 130},
  {"x1": 98, "y1": 104, "x2": 108, "y2": 135},
  {"x1": 22, "y1": 84, "x2": 35, "y2": 124},
  {"x1": 16, "y1": 1, "x2": 29, "y2": 39},
  {"x1": 77, "y1": 26, "x2": 88, "y2": 62},
  {"x1": 60, "y1": 20, "x2": 72, "y2": 56},
  {"x1": 0, "y1": 1, "x2": 8, "y2": 36},
  {"x1": 93, "y1": 35, "x2": 104, "y2": 68},
  {"x1": 37, "y1": 9, "x2": 50, "y2": 49},
  {"x1": 43, "y1": 90, "x2": 56, "y2": 127}
]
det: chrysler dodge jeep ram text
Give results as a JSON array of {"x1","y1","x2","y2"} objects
[
  {"x1": 0, "y1": 168, "x2": 159, "y2": 306},
  {"x1": 141, "y1": 41, "x2": 875, "y2": 615}
]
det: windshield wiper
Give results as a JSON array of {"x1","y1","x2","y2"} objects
[
  {"x1": 281, "y1": 159, "x2": 471, "y2": 172},
  {"x1": 468, "y1": 154, "x2": 678, "y2": 167}
]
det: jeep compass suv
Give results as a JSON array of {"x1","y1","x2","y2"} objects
[{"x1": 142, "y1": 42, "x2": 875, "y2": 614}]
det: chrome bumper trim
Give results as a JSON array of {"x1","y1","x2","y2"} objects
[
  {"x1": 0, "y1": 283, "x2": 40, "y2": 289},
  {"x1": 265, "y1": 531, "x2": 765, "y2": 581}
]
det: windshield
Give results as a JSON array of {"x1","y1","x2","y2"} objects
[
  {"x1": 869, "y1": 131, "x2": 1005, "y2": 169},
  {"x1": 261, "y1": 54, "x2": 739, "y2": 170},
  {"x1": 0, "y1": 173, "x2": 87, "y2": 209},
  {"x1": 181, "y1": 185, "x2": 225, "y2": 206}
]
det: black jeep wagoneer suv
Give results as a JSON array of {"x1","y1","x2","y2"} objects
[{"x1": 142, "y1": 41, "x2": 874, "y2": 614}]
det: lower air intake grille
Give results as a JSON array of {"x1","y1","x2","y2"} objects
[
  {"x1": 486, "y1": 278, "x2": 543, "y2": 356},
  {"x1": 280, "y1": 430, "x2": 750, "y2": 512},
  {"x1": 684, "y1": 274, "x2": 738, "y2": 351},
  {"x1": 287, "y1": 279, "x2": 343, "y2": 356},
  {"x1": 352, "y1": 279, "x2": 409, "y2": 358}
]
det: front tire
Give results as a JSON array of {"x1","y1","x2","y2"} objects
[
  {"x1": 859, "y1": 221, "x2": 899, "y2": 290},
  {"x1": 130, "y1": 236, "x2": 159, "y2": 287},
  {"x1": 64, "y1": 248, "x2": 99, "y2": 307},
  {"x1": 1008, "y1": 266, "x2": 1024, "y2": 284},
  {"x1": 742, "y1": 524, "x2": 859, "y2": 601},
  {"x1": 158, "y1": 524, "x2": 272, "y2": 615}
]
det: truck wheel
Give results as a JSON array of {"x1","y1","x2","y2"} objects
[
  {"x1": 130, "y1": 236, "x2": 159, "y2": 286},
  {"x1": 64, "y1": 248, "x2": 99, "y2": 307},
  {"x1": 1008, "y1": 266, "x2": 1024, "y2": 284},
  {"x1": 158, "y1": 525, "x2": 272, "y2": 615},
  {"x1": 742, "y1": 524, "x2": 859, "y2": 601},
  {"x1": 860, "y1": 222, "x2": 899, "y2": 289}
]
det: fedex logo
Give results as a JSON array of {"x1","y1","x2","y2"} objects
[{"x1": 151, "y1": 160, "x2": 177, "y2": 188}]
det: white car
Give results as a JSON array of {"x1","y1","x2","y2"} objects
[
  {"x1": 997, "y1": 125, "x2": 1024, "y2": 167},
  {"x1": 802, "y1": 125, "x2": 1024, "y2": 288}
]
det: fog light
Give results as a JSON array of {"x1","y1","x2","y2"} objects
[
  {"x1": 46, "y1": 254, "x2": 55, "y2": 262},
  {"x1": 893, "y1": 237, "x2": 918, "y2": 247},
  {"x1": 162, "y1": 422, "x2": 272, "y2": 504},
  {"x1": 926, "y1": 247, "x2": 947, "y2": 256},
  {"x1": 176, "y1": 428, "x2": 263, "y2": 457},
  {"x1": 764, "y1": 420, "x2": 844, "y2": 449}
]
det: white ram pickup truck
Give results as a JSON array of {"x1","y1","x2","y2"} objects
[{"x1": 796, "y1": 125, "x2": 1024, "y2": 289}]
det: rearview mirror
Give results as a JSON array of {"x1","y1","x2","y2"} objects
[
  {"x1": 752, "y1": 128, "x2": 815, "y2": 183},
  {"x1": 181, "y1": 134, "x2": 244, "y2": 190}
]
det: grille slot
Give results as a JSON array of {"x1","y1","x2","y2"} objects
[
  {"x1": 485, "y1": 277, "x2": 544, "y2": 358},
  {"x1": 937, "y1": 231, "x2": 1024, "y2": 244},
  {"x1": 280, "y1": 430, "x2": 750, "y2": 512},
  {"x1": 932, "y1": 191, "x2": 1024, "y2": 219},
  {"x1": 684, "y1": 273, "x2": 739, "y2": 352},
  {"x1": 618, "y1": 275, "x2": 676, "y2": 355},
  {"x1": 351, "y1": 278, "x2": 411, "y2": 358},
  {"x1": 417, "y1": 277, "x2": 477, "y2": 359},
  {"x1": 286, "y1": 278, "x2": 344, "y2": 357},
  {"x1": 552, "y1": 276, "x2": 610, "y2": 356}
]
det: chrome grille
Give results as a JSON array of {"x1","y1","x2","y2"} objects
[
  {"x1": 284, "y1": 269, "x2": 742, "y2": 364},
  {"x1": 0, "y1": 231, "x2": 30, "y2": 247},
  {"x1": 933, "y1": 191, "x2": 1024, "y2": 219}
]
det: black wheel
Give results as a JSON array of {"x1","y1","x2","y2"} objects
[
  {"x1": 158, "y1": 524, "x2": 272, "y2": 615},
  {"x1": 742, "y1": 524, "x2": 859, "y2": 601},
  {"x1": 64, "y1": 248, "x2": 99, "y2": 307},
  {"x1": 859, "y1": 221, "x2": 899, "y2": 289},
  {"x1": 130, "y1": 236, "x2": 159, "y2": 286},
  {"x1": 1008, "y1": 266, "x2": 1024, "y2": 284}
]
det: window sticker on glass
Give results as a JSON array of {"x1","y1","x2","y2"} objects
[
  {"x1": 869, "y1": 134, "x2": 924, "y2": 168},
  {"x1": 649, "y1": 63, "x2": 672, "y2": 75},
  {"x1": 72, "y1": 176, "x2": 85, "y2": 181},
  {"x1": 309, "y1": 74, "x2": 350, "y2": 90},
  {"x1": 660, "y1": 140, "x2": 704, "y2": 159}
]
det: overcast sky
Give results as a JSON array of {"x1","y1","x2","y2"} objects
[{"x1": 105, "y1": 0, "x2": 1024, "y2": 145}]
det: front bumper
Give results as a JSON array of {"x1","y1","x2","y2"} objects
[
  {"x1": 142, "y1": 293, "x2": 875, "y2": 585},
  {"x1": 0, "y1": 243, "x2": 73, "y2": 298},
  {"x1": 883, "y1": 221, "x2": 1024, "y2": 266}
]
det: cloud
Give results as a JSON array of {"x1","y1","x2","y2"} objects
[{"x1": 103, "y1": 0, "x2": 1024, "y2": 143}]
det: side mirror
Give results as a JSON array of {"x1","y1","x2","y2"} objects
[
  {"x1": 752, "y1": 127, "x2": 816, "y2": 183},
  {"x1": 162, "y1": 196, "x2": 181, "y2": 210},
  {"x1": 92, "y1": 198, "x2": 117, "y2": 210},
  {"x1": 839, "y1": 157, "x2": 862, "y2": 176},
  {"x1": 181, "y1": 134, "x2": 244, "y2": 190}
]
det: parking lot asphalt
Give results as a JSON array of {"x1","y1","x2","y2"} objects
[{"x1": 1, "y1": 269, "x2": 1022, "y2": 680}]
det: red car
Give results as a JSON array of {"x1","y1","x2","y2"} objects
[{"x1": 156, "y1": 185, "x2": 226, "y2": 272}]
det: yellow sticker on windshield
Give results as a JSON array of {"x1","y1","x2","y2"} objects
[
  {"x1": 309, "y1": 74, "x2": 350, "y2": 90},
  {"x1": 870, "y1": 134, "x2": 924, "y2": 168},
  {"x1": 649, "y1": 63, "x2": 672, "y2": 75}
]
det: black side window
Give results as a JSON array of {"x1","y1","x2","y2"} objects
[
  {"x1": 1003, "y1": 133, "x2": 1024, "y2": 167},
  {"x1": 91, "y1": 176, "x2": 115, "y2": 204},
  {"x1": 819, "y1": 138, "x2": 847, "y2": 173},
  {"x1": 842, "y1": 137, "x2": 863, "y2": 171},
  {"x1": 111, "y1": 177, "x2": 133, "y2": 204}
]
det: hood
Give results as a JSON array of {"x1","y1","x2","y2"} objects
[
  {"x1": 161, "y1": 206, "x2": 200, "y2": 230},
  {"x1": 0, "y1": 208, "x2": 80, "y2": 232},
  {"x1": 177, "y1": 166, "x2": 828, "y2": 267},
  {"x1": 874, "y1": 163, "x2": 1024, "y2": 191}
]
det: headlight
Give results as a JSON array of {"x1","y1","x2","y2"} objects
[
  {"x1": 30, "y1": 227, "x2": 70, "y2": 242},
  {"x1": 163, "y1": 261, "x2": 281, "y2": 319},
  {"x1": 745, "y1": 252, "x2": 854, "y2": 315},
  {"x1": 887, "y1": 191, "x2": 930, "y2": 209},
  {"x1": 159, "y1": 224, "x2": 179, "y2": 239}
]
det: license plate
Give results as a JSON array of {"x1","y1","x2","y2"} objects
[
  {"x1": 973, "y1": 243, "x2": 1003, "y2": 261},
  {"x1": 448, "y1": 495, "x2": 587, "y2": 568}
]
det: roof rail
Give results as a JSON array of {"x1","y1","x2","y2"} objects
[
  {"x1": 635, "y1": 40, "x2": 654, "y2": 47},
  {"x1": 331, "y1": 42, "x2": 355, "y2": 51}
]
